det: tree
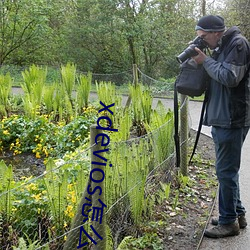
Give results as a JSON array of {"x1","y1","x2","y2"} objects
[
  {"x1": 0, "y1": 0, "x2": 48, "y2": 65},
  {"x1": 220, "y1": 0, "x2": 250, "y2": 39}
]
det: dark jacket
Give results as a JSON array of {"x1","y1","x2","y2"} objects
[{"x1": 203, "y1": 26, "x2": 250, "y2": 128}]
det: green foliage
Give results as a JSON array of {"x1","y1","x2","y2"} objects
[
  {"x1": 12, "y1": 237, "x2": 30, "y2": 250},
  {"x1": 106, "y1": 138, "x2": 153, "y2": 226},
  {"x1": 145, "y1": 100, "x2": 174, "y2": 164},
  {"x1": 0, "y1": 73, "x2": 12, "y2": 117},
  {"x1": 43, "y1": 84, "x2": 56, "y2": 113},
  {"x1": 0, "y1": 71, "x2": 179, "y2": 248},
  {"x1": 0, "y1": 161, "x2": 14, "y2": 222},
  {"x1": 12, "y1": 177, "x2": 49, "y2": 239},
  {"x1": 77, "y1": 72, "x2": 92, "y2": 110},
  {"x1": 0, "y1": 0, "x2": 227, "y2": 77},
  {"x1": 96, "y1": 81, "x2": 122, "y2": 127},
  {"x1": 96, "y1": 81, "x2": 122, "y2": 108},
  {"x1": 159, "y1": 182, "x2": 171, "y2": 202},
  {"x1": 172, "y1": 190, "x2": 180, "y2": 210},
  {"x1": 61, "y1": 63, "x2": 76, "y2": 101},
  {"x1": 12, "y1": 234, "x2": 44, "y2": 250},
  {"x1": 129, "y1": 83, "x2": 153, "y2": 135},
  {"x1": 111, "y1": 109, "x2": 132, "y2": 142},
  {"x1": 178, "y1": 173, "x2": 192, "y2": 189},
  {"x1": 21, "y1": 65, "x2": 47, "y2": 118},
  {"x1": 117, "y1": 233, "x2": 163, "y2": 250},
  {"x1": 0, "y1": 110, "x2": 97, "y2": 157},
  {"x1": 43, "y1": 159, "x2": 68, "y2": 230},
  {"x1": 0, "y1": 0, "x2": 52, "y2": 65},
  {"x1": 0, "y1": 152, "x2": 90, "y2": 247}
]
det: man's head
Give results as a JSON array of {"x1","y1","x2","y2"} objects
[{"x1": 195, "y1": 15, "x2": 225, "y2": 49}]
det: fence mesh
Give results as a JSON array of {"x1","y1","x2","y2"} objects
[{"x1": 0, "y1": 67, "x2": 191, "y2": 249}]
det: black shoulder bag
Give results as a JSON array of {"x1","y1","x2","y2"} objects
[
  {"x1": 174, "y1": 58, "x2": 210, "y2": 168},
  {"x1": 175, "y1": 58, "x2": 208, "y2": 97}
]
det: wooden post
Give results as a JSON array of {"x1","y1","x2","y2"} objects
[
  {"x1": 63, "y1": 125, "x2": 106, "y2": 250},
  {"x1": 125, "y1": 64, "x2": 138, "y2": 110},
  {"x1": 63, "y1": 178, "x2": 91, "y2": 250},
  {"x1": 90, "y1": 125, "x2": 106, "y2": 250},
  {"x1": 133, "y1": 64, "x2": 138, "y2": 86},
  {"x1": 180, "y1": 94, "x2": 188, "y2": 176}
]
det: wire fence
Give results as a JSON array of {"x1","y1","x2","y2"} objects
[
  {"x1": 0, "y1": 66, "x2": 189, "y2": 249},
  {"x1": 0, "y1": 64, "x2": 175, "y2": 97}
]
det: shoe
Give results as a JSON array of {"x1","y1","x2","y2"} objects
[
  {"x1": 211, "y1": 214, "x2": 247, "y2": 229},
  {"x1": 204, "y1": 222, "x2": 240, "y2": 238}
]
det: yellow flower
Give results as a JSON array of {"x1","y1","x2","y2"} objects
[
  {"x1": 32, "y1": 193, "x2": 42, "y2": 201},
  {"x1": 65, "y1": 205, "x2": 74, "y2": 218},
  {"x1": 10, "y1": 143, "x2": 14, "y2": 150},
  {"x1": 12, "y1": 207, "x2": 17, "y2": 212},
  {"x1": 14, "y1": 149, "x2": 22, "y2": 155},
  {"x1": 36, "y1": 152, "x2": 41, "y2": 159},
  {"x1": 3, "y1": 130, "x2": 9, "y2": 135},
  {"x1": 71, "y1": 195, "x2": 76, "y2": 204},
  {"x1": 42, "y1": 147, "x2": 49, "y2": 157},
  {"x1": 26, "y1": 183, "x2": 37, "y2": 191}
]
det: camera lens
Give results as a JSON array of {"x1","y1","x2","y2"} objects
[
  {"x1": 176, "y1": 45, "x2": 198, "y2": 63},
  {"x1": 176, "y1": 37, "x2": 207, "y2": 63}
]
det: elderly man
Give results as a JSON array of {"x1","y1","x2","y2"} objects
[{"x1": 192, "y1": 15, "x2": 250, "y2": 238}]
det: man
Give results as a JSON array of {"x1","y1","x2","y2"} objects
[{"x1": 192, "y1": 15, "x2": 250, "y2": 238}]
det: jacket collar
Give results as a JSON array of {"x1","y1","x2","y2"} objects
[
  {"x1": 212, "y1": 26, "x2": 241, "y2": 58},
  {"x1": 221, "y1": 26, "x2": 241, "y2": 46}
]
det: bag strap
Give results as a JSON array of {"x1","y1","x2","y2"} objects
[
  {"x1": 174, "y1": 79, "x2": 180, "y2": 168},
  {"x1": 189, "y1": 91, "x2": 208, "y2": 164}
]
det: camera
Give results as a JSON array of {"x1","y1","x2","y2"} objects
[{"x1": 176, "y1": 36, "x2": 208, "y2": 64}]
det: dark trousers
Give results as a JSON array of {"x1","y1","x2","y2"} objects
[{"x1": 211, "y1": 126, "x2": 249, "y2": 225}]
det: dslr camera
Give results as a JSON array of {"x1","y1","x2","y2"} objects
[{"x1": 176, "y1": 36, "x2": 208, "y2": 64}]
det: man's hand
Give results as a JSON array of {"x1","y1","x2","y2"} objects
[{"x1": 192, "y1": 47, "x2": 207, "y2": 64}]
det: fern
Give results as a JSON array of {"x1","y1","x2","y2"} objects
[
  {"x1": 0, "y1": 160, "x2": 14, "y2": 222},
  {"x1": 43, "y1": 84, "x2": 55, "y2": 114},
  {"x1": 117, "y1": 236, "x2": 133, "y2": 250},
  {"x1": 145, "y1": 100, "x2": 174, "y2": 163},
  {"x1": 21, "y1": 65, "x2": 47, "y2": 118},
  {"x1": 96, "y1": 81, "x2": 122, "y2": 125},
  {"x1": 60, "y1": 62, "x2": 76, "y2": 101},
  {"x1": 43, "y1": 159, "x2": 68, "y2": 229},
  {"x1": 0, "y1": 73, "x2": 12, "y2": 116},
  {"x1": 77, "y1": 72, "x2": 92, "y2": 110}
]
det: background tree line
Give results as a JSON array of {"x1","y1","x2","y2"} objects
[{"x1": 0, "y1": 0, "x2": 249, "y2": 80}]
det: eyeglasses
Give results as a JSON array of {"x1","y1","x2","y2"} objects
[{"x1": 199, "y1": 32, "x2": 214, "y2": 40}]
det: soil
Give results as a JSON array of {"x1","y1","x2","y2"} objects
[{"x1": 0, "y1": 152, "x2": 45, "y2": 180}]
